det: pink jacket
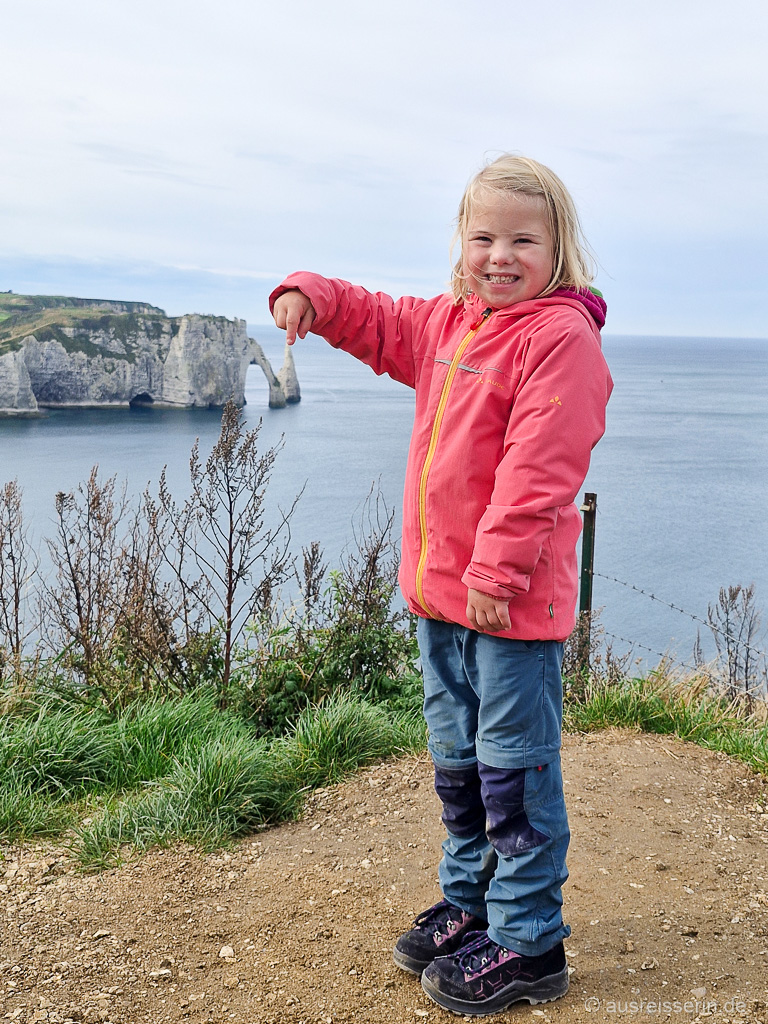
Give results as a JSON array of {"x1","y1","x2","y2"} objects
[{"x1": 270, "y1": 274, "x2": 613, "y2": 641}]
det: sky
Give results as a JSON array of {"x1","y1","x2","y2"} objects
[{"x1": 2, "y1": 0, "x2": 767, "y2": 337}]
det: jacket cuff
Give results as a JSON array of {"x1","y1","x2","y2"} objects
[
  {"x1": 268, "y1": 273, "x2": 338, "y2": 331},
  {"x1": 461, "y1": 566, "x2": 525, "y2": 598}
]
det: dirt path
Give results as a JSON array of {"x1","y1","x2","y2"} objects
[{"x1": 2, "y1": 729, "x2": 768, "y2": 1024}]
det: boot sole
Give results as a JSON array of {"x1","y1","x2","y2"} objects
[
  {"x1": 393, "y1": 945, "x2": 430, "y2": 975},
  {"x1": 421, "y1": 964, "x2": 569, "y2": 1016}
]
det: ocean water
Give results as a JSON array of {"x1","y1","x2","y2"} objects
[
  {"x1": 583, "y1": 334, "x2": 768, "y2": 669},
  {"x1": 1, "y1": 327, "x2": 767, "y2": 673}
]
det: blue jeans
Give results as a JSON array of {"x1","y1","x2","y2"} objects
[{"x1": 418, "y1": 618, "x2": 571, "y2": 957}]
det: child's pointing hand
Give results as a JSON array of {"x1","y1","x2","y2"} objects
[
  {"x1": 466, "y1": 588, "x2": 512, "y2": 633},
  {"x1": 272, "y1": 289, "x2": 316, "y2": 345}
]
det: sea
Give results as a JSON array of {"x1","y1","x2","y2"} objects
[{"x1": 1, "y1": 327, "x2": 767, "y2": 677}]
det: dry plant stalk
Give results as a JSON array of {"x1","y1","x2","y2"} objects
[
  {"x1": 0, "y1": 479, "x2": 38, "y2": 693},
  {"x1": 41, "y1": 468, "x2": 132, "y2": 696},
  {"x1": 705, "y1": 583, "x2": 767, "y2": 706},
  {"x1": 154, "y1": 401, "x2": 298, "y2": 691}
]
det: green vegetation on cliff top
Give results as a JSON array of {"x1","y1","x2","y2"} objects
[
  {"x1": 0, "y1": 293, "x2": 239, "y2": 359},
  {"x1": 0, "y1": 292, "x2": 165, "y2": 316},
  {"x1": 0, "y1": 292, "x2": 170, "y2": 357}
]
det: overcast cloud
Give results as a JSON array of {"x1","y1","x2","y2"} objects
[{"x1": 1, "y1": 0, "x2": 766, "y2": 336}]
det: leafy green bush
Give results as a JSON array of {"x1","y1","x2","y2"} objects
[{"x1": 232, "y1": 502, "x2": 420, "y2": 736}]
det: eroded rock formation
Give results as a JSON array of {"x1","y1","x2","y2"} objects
[{"x1": 0, "y1": 296, "x2": 298, "y2": 415}]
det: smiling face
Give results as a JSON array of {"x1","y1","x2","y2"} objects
[{"x1": 462, "y1": 192, "x2": 555, "y2": 309}]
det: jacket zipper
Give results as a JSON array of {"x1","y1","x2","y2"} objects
[{"x1": 415, "y1": 307, "x2": 493, "y2": 616}]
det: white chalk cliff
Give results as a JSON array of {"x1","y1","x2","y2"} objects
[
  {"x1": 0, "y1": 304, "x2": 300, "y2": 415},
  {"x1": 0, "y1": 348, "x2": 36, "y2": 412}
]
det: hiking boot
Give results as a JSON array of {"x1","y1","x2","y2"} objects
[
  {"x1": 393, "y1": 899, "x2": 488, "y2": 975},
  {"x1": 421, "y1": 932, "x2": 569, "y2": 1016}
]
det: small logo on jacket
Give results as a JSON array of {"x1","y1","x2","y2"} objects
[
  {"x1": 479, "y1": 376, "x2": 505, "y2": 390},
  {"x1": 549, "y1": 395, "x2": 562, "y2": 405}
]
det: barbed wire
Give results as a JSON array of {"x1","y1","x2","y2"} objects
[
  {"x1": 602, "y1": 630, "x2": 719, "y2": 684},
  {"x1": 602, "y1": 630, "x2": 674, "y2": 664},
  {"x1": 592, "y1": 571, "x2": 768, "y2": 661},
  {"x1": 601, "y1": 630, "x2": 768, "y2": 700}
]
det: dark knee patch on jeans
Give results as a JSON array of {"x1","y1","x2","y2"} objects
[
  {"x1": 477, "y1": 762, "x2": 549, "y2": 856},
  {"x1": 433, "y1": 764, "x2": 486, "y2": 837}
]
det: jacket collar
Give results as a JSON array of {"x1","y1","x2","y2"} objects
[{"x1": 463, "y1": 286, "x2": 607, "y2": 330}]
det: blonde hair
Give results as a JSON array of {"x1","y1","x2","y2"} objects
[{"x1": 451, "y1": 154, "x2": 596, "y2": 303}]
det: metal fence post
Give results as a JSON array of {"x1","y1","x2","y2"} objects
[{"x1": 578, "y1": 492, "x2": 597, "y2": 671}]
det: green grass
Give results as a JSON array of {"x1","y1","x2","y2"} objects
[
  {"x1": 563, "y1": 674, "x2": 768, "y2": 776},
  {"x1": 0, "y1": 689, "x2": 245, "y2": 798},
  {"x1": 72, "y1": 691, "x2": 425, "y2": 869},
  {"x1": 71, "y1": 735, "x2": 300, "y2": 869},
  {"x1": 1, "y1": 673, "x2": 765, "y2": 870},
  {"x1": 0, "y1": 687, "x2": 424, "y2": 868},
  {"x1": 0, "y1": 296, "x2": 170, "y2": 354},
  {"x1": 282, "y1": 690, "x2": 422, "y2": 789},
  {"x1": 111, "y1": 690, "x2": 250, "y2": 786},
  {"x1": 0, "y1": 779, "x2": 76, "y2": 840},
  {"x1": 0, "y1": 698, "x2": 116, "y2": 797},
  {"x1": 0, "y1": 293, "x2": 164, "y2": 315},
  {"x1": 0, "y1": 310, "x2": 171, "y2": 359}
]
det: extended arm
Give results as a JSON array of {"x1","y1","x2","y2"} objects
[{"x1": 270, "y1": 273, "x2": 445, "y2": 389}]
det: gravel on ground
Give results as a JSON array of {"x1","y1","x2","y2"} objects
[{"x1": 2, "y1": 728, "x2": 767, "y2": 1024}]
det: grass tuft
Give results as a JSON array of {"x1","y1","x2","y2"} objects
[
  {"x1": 0, "y1": 779, "x2": 75, "y2": 841},
  {"x1": 4, "y1": 663, "x2": 767, "y2": 868},
  {"x1": 284, "y1": 691, "x2": 404, "y2": 789},
  {"x1": 389, "y1": 705, "x2": 428, "y2": 753},
  {"x1": 564, "y1": 673, "x2": 768, "y2": 776},
  {"x1": 71, "y1": 735, "x2": 300, "y2": 869},
  {"x1": 0, "y1": 699, "x2": 116, "y2": 798},
  {"x1": 112, "y1": 689, "x2": 251, "y2": 788}
]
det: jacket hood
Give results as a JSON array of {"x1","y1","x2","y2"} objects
[
  {"x1": 553, "y1": 286, "x2": 607, "y2": 329},
  {"x1": 464, "y1": 286, "x2": 607, "y2": 331}
]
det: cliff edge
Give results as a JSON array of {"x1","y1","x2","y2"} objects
[{"x1": 0, "y1": 292, "x2": 298, "y2": 414}]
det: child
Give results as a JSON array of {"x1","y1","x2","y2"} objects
[{"x1": 270, "y1": 154, "x2": 612, "y2": 1015}]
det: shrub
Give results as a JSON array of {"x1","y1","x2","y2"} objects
[{"x1": 232, "y1": 494, "x2": 419, "y2": 736}]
